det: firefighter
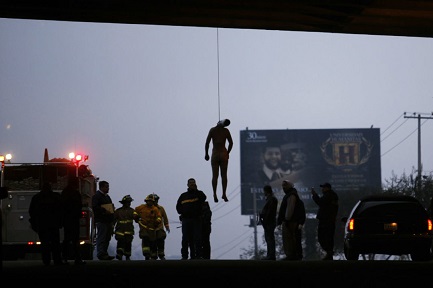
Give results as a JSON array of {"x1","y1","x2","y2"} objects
[
  {"x1": 153, "y1": 194, "x2": 170, "y2": 260},
  {"x1": 133, "y1": 194, "x2": 162, "y2": 260},
  {"x1": 113, "y1": 195, "x2": 136, "y2": 260}
]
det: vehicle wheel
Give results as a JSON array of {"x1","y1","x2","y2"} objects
[
  {"x1": 80, "y1": 244, "x2": 94, "y2": 260},
  {"x1": 410, "y1": 247, "x2": 431, "y2": 261},
  {"x1": 344, "y1": 246, "x2": 359, "y2": 260}
]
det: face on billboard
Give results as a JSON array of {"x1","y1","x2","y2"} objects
[{"x1": 262, "y1": 147, "x2": 282, "y2": 170}]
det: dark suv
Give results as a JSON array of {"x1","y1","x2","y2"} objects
[{"x1": 342, "y1": 194, "x2": 433, "y2": 261}]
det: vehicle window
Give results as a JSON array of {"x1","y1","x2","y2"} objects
[{"x1": 356, "y1": 201, "x2": 426, "y2": 219}]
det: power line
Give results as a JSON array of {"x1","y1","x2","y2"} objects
[
  {"x1": 210, "y1": 184, "x2": 240, "y2": 214},
  {"x1": 381, "y1": 113, "x2": 405, "y2": 136},
  {"x1": 381, "y1": 118, "x2": 409, "y2": 142},
  {"x1": 213, "y1": 229, "x2": 253, "y2": 259},
  {"x1": 381, "y1": 125, "x2": 419, "y2": 157},
  {"x1": 381, "y1": 112, "x2": 431, "y2": 157}
]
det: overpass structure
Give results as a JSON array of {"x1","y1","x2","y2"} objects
[{"x1": 1, "y1": 0, "x2": 433, "y2": 38}]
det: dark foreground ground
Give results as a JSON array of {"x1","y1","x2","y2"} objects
[{"x1": 2, "y1": 259, "x2": 432, "y2": 288}]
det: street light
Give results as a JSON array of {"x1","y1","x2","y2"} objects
[
  {"x1": 0, "y1": 153, "x2": 12, "y2": 187},
  {"x1": 0, "y1": 153, "x2": 12, "y2": 167}
]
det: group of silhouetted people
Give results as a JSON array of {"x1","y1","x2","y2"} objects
[
  {"x1": 28, "y1": 180, "x2": 85, "y2": 266},
  {"x1": 261, "y1": 181, "x2": 338, "y2": 261}
]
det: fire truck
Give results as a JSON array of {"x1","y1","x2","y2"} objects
[{"x1": 0, "y1": 149, "x2": 98, "y2": 260}]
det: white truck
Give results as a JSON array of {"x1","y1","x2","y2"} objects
[{"x1": 0, "y1": 149, "x2": 98, "y2": 260}]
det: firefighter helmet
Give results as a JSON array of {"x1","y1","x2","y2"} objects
[
  {"x1": 120, "y1": 195, "x2": 134, "y2": 203},
  {"x1": 145, "y1": 194, "x2": 156, "y2": 202},
  {"x1": 153, "y1": 194, "x2": 160, "y2": 202}
]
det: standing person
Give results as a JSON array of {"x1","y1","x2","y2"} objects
[
  {"x1": 201, "y1": 201, "x2": 212, "y2": 259},
  {"x1": 277, "y1": 180, "x2": 300, "y2": 261},
  {"x1": 133, "y1": 194, "x2": 162, "y2": 260},
  {"x1": 295, "y1": 193, "x2": 306, "y2": 260},
  {"x1": 61, "y1": 177, "x2": 86, "y2": 265},
  {"x1": 28, "y1": 182, "x2": 64, "y2": 266},
  {"x1": 153, "y1": 194, "x2": 170, "y2": 260},
  {"x1": 176, "y1": 178, "x2": 207, "y2": 259},
  {"x1": 311, "y1": 182, "x2": 339, "y2": 260},
  {"x1": 205, "y1": 118, "x2": 233, "y2": 203},
  {"x1": 113, "y1": 195, "x2": 135, "y2": 261},
  {"x1": 259, "y1": 185, "x2": 278, "y2": 260},
  {"x1": 92, "y1": 180, "x2": 115, "y2": 260}
]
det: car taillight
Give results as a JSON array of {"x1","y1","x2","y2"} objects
[
  {"x1": 348, "y1": 218, "x2": 355, "y2": 231},
  {"x1": 81, "y1": 211, "x2": 88, "y2": 218},
  {"x1": 428, "y1": 219, "x2": 432, "y2": 231}
]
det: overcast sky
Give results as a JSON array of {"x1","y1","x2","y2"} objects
[{"x1": 1, "y1": 17, "x2": 433, "y2": 259}]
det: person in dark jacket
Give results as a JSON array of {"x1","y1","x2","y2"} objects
[
  {"x1": 176, "y1": 178, "x2": 207, "y2": 259},
  {"x1": 61, "y1": 177, "x2": 86, "y2": 265},
  {"x1": 29, "y1": 182, "x2": 64, "y2": 266},
  {"x1": 92, "y1": 180, "x2": 115, "y2": 260},
  {"x1": 259, "y1": 185, "x2": 278, "y2": 260},
  {"x1": 201, "y1": 201, "x2": 212, "y2": 259},
  {"x1": 311, "y1": 182, "x2": 339, "y2": 260},
  {"x1": 277, "y1": 180, "x2": 300, "y2": 260}
]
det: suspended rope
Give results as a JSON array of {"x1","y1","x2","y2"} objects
[{"x1": 217, "y1": 27, "x2": 221, "y2": 121}]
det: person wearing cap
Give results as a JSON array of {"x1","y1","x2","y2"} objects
[
  {"x1": 113, "y1": 195, "x2": 136, "y2": 260},
  {"x1": 205, "y1": 118, "x2": 233, "y2": 203},
  {"x1": 133, "y1": 194, "x2": 162, "y2": 260},
  {"x1": 311, "y1": 182, "x2": 339, "y2": 260}
]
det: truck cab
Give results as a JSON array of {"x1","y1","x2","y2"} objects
[{"x1": 1, "y1": 160, "x2": 98, "y2": 260}]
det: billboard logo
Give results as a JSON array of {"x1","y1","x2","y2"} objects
[
  {"x1": 245, "y1": 131, "x2": 268, "y2": 143},
  {"x1": 320, "y1": 132, "x2": 373, "y2": 167}
]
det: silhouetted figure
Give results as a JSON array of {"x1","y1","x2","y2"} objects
[
  {"x1": 92, "y1": 180, "x2": 115, "y2": 260},
  {"x1": 201, "y1": 201, "x2": 212, "y2": 259},
  {"x1": 176, "y1": 178, "x2": 207, "y2": 259},
  {"x1": 29, "y1": 182, "x2": 64, "y2": 266},
  {"x1": 61, "y1": 177, "x2": 86, "y2": 265},
  {"x1": 277, "y1": 180, "x2": 301, "y2": 261},
  {"x1": 154, "y1": 194, "x2": 170, "y2": 260},
  {"x1": 114, "y1": 195, "x2": 135, "y2": 260},
  {"x1": 205, "y1": 119, "x2": 233, "y2": 202},
  {"x1": 311, "y1": 182, "x2": 339, "y2": 260},
  {"x1": 259, "y1": 185, "x2": 278, "y2": 260}
]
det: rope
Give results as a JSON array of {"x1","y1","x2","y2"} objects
[{"x1": 217, "y1": 28, "x2": 221, "y2": 121}]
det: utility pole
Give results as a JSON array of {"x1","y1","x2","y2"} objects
[
  {"x1": 252, "y1": 189, "x2": 258, "y2": 259},
  {"x1": 403, "y1": 112, "x2": 433, "y2": 196}
]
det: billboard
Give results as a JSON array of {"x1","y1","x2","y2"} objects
[{"x1": 240, "y1": 128, "x2": 381, "y2": 215}]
